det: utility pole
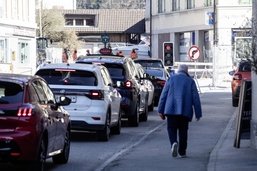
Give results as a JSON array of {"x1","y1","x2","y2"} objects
[{"x1": 212, "y1": 0, "x2": 217, "y2": 87}]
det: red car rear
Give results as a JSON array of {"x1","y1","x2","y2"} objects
[
  {"x1": 0, "y1": 74, "x2": 71, "y2": 170},
  {"x1": 230, "y1": 60, "x2": 251, "y2": 107}
]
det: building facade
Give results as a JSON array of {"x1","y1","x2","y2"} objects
[
  {"x1": 0, "y1": 0, "x2": 37, "y2": 75},
  {"x1": 146, "y1": 0, "x2": 252, "y2": 83}
]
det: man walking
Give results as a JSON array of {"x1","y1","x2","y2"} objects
[{"x1": 157, "y1": 64, "x2": 202, "y2": 158}]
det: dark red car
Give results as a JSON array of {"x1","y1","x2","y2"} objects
[
  {"x1": 0, "y1": 74, "x2": 71, "y2": 170},
  {"x1": 229, "y1": 60, "x2": 251, "y2": 107}
]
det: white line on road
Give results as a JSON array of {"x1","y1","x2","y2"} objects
[{"x1": 95, "y1": 122, "x2": 166, "y2": 171}]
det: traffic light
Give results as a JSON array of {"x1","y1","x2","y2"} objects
[{"x1": 163, "y1": 42, "x2": 173, "y2": 66}]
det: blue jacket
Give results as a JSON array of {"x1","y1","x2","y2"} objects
[{"x1": 157, "y1": 71, "x2": 202, "y2": 121}]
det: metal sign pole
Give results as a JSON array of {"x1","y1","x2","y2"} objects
[{"x1": 194, "y1": 60, "x2": 201, "y2": 93}]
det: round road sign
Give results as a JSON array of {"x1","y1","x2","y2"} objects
[{"x1": 188, "y1": 45, "x2": 200, "y2": 60}]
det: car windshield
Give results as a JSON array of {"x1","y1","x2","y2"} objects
[
  {"x1": 36, "y1": 69, "x2": 98, "y2": 86},
  {"x1": 135, "y1": 60, "x2": 164, "y2": 68},
  {"x1": 145, "y1": 69, "x2": 164, "y2": 78},
  {"x1": 0, "y1": 81, "x2": 23, "y2": 104}
]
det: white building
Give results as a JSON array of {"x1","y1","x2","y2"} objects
[
  {"x1": 0, "y1": 0, "x2": 37, "y2": 75},
  {"x1": 146, "y1": 0, "x2": 252, "y2": 83}
]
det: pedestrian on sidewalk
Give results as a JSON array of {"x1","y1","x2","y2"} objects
[{"x1": 157, "y1": 64, "x2": 202, "y2": 158}]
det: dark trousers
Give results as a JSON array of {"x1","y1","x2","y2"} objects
[{"x1": 166, "y1": 115, "x2": 189, "y2": 155}]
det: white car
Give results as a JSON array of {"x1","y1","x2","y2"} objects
[
  {"x1": 35, "y1": 63, "x2": 122, "y2": 141},
  {"x1": 135, "y1": 63, "x2": 155, "y2": 111}
]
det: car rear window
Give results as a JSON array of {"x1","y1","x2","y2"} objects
[
  {"x1": 103, "y1": 63, "x2": 125, "y2": 81},
  {"x1": 0, "y1": 81, "x2": 23, "y2": 104},
  {"x1": 135, "y1": 60, "x2": 164, "y2": 68},
  {"x1": 36, "y1": 69, "x2": 98, "y2": 86}
]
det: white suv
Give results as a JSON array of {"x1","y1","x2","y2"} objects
[{"x1": 35, "y1": 63, "x2": 122, "y2": 141}]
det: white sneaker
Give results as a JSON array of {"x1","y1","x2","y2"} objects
[
  {"x1": 171, "y1": 142, "x2": 178, "y2": 157},
  {"x1": 178, "y1": 154, "x2": 187, "y2": 158}
]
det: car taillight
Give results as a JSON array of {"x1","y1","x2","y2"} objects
[
  {"x1": 124, "y1": 80, "x2": 132, "y2": 88},
  {"x1": 87, "y1": 90, "x2": 104, "y2": 100},
  {"x1": 233, "y1": 74, "x2": 242, "y2": 80},
  {"x1": 157, "y1": 80, "x2": 166, "y2": 87},
  {"x1": 17, "y1": 107, "x2": 32, "y2": 117}
]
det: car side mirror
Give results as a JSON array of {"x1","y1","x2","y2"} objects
[
  {"x1": 58, "y1": 96, "x2": 71, "y2": 106},
  {"x1": 229, "y1": 70, "x2": 235, "y2": 76}
]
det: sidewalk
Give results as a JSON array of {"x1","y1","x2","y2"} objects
[
  {"x1": 207, "y1": 108, "x2": 257, "y2": 171},
  {"x1": 199, "y1": 78, "x2": 257, "y2": 171}
]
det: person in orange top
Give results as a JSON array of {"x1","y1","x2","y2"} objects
[{"x1": 130, "y1": 49, "x2": 138, "y2": 60}]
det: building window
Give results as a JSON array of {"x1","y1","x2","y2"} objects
[
  {"x1": 65, "y1": 19, "x2": 73, "y2": 26},
  {"x1": 75, "y1": 19, "x2": 84, "y2": 26},
  {"x1": 0, "y1": 39, "x2": 7, "y2": 63},
  {"x1": 18, "y1": 41, "x2": 29, "y2": 64},
  {"x1": 158, "y1": 0, "x2": 165, "y2": 13},
  {"x1": 238, "y1": 0, "x2": 252, "y2": 4},
  {"x1": 0, "y1": 0, "x2": 6, "y2": 18},
  {"x1": 205, "y1": 0, "x2": 213, "y2": 6},
  {"x1": 86, "y1": 19, "x2": 94, "y2": 26},
  {"x1": 172, "y1": 0, "x2": 180, "y2": 11},
  {"x1": 186, "y1": 0, "x2": 195, "y2": 9},
  {"x1": 179, "y1": 32, "x2": 193, "y2": 61}
]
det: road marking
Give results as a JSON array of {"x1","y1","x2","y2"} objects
[{"x1": 95, "y1": 122, "x2": 166, "y2": 171}]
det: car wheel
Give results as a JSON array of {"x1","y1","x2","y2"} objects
[
  {"x1": 98, "y1": 112, "x2": 110, "y2": 141},
  {"x1": 111, "y1": 110, "x2": 121, "y2": 135},
  {"x1": 128, "y1": 101, "x2": 139, "y2": 127},
  {"x1": 52, "y1": 129, "x2": 70, "y2": 164}
]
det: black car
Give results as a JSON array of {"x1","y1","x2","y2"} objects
[
  {"x1": 76, "y1": 55, "x2": 147, "y2": 127},
  {"x1": 0, "y1": 73, "x2": 71, "y2": 170},
  {"x1": 144, "y1": 67, "x2": 170, "y2": 106}
]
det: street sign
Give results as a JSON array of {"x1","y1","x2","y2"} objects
[
  {"x1": 101, "y1": 34, "x2": 110, "y2": 44},
  {"x1": 188, "y1": 45, "x2": 200, "y2": 60}
]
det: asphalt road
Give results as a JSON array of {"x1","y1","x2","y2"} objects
[{"x1": 0, "y1": 87, "x2": 234, "y2": 171}]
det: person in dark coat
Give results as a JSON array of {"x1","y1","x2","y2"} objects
[{"x1": 157, "y1": 64, "x2": 202, "y2": 158}]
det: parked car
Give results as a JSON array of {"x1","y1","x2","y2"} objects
[
  {"x1": 35, "y1": 63, "x2": 122, "y2": 141},
  {"x1": 144, "y1": 67, "x2": 170, "y2": 106},
  {"x1": 0, "y1": 73, "x2": 71, "y2": 170},
  {"x1": 76, "y1": 55, "x2": 148, "y2": 127},
  {"x1": 229, "y1": 60, "x2": 251, "y2": 107},
  {"x1": 135, "y1": 63, "x2": 155, "y2": 112}
]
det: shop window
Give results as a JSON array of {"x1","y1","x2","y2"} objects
[{"x1": 18, "y1": 41, "x2": 29, "y2": 64}]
